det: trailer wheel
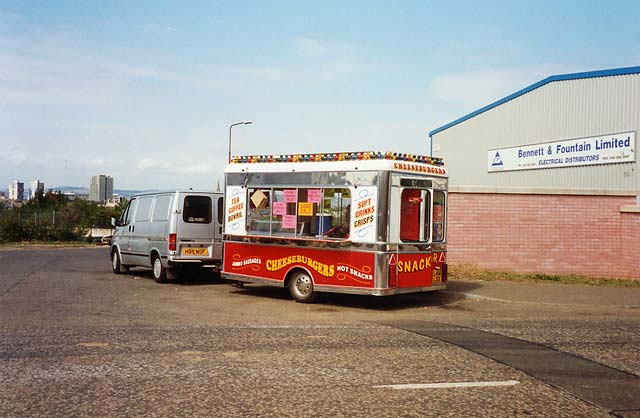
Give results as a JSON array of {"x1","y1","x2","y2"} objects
[
  {"x1": 152, "y1": 254, "x2": 168, "y2": 283},
  {"x1": 288, "y1": 270, "x2": 316, "y2": 303},
  {"x1": 111, "y1": 249, "x2": 129, "y2": 274}
]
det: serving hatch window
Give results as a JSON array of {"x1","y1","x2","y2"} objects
[
  {"x1": 246, "y1": 187, "x2": 351, "y2": 239},
  {"x1": 247, "y1": 188, "x2": 272, "y2": 234}
]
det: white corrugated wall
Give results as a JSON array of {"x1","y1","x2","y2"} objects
[{"x1": 433, "y1": 73, "x2": 640, "y2": 191}]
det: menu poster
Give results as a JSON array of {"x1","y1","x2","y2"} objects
[
  {"x1": 282, "y1": 215, "x2": 297, "y2": 229},
  {"x1": 283, "y1": 189, "x2": 297, "y2": 203},
  {"x1": 307, "y1": 189, "x2": 322, "y2": 203},
  {"x1": 298, "y1": 202, "x2": 314, "y2": 216},
  {"x1": 351, "y1": 186, "x2": 378, "y2": 243},
  {"x1": 272, "y1": 202, "x2": 286, "y2": 215}
]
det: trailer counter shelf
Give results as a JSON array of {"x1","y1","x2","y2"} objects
[{"x1": 222, "y1": 151, "x2": 448, "y2": 303}]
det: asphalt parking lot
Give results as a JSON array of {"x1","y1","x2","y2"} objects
[{"x1": 1, "y1": 247, "x2": 639, "y2": 417}]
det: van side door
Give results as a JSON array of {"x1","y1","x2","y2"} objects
[
  {"x1": 130, "y1": 196, "x2": 154, "y2": 265},
  {"x1": 213, "y1": 194, "x2": 224, "y2": 260},
  {"x1": 118, "y1": 197, "x2": 138, "y2": 265}
]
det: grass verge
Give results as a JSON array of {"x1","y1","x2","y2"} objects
[
  {"x1": 449, "y1": 264, "x2": 640, "y2": 287},
  {"x1": 0, "y1": 241, "x2": 102, "y2": 250}
]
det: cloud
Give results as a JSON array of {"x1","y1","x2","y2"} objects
[
  {"x1": 0, "y1": 33, "x2": 369, "y2": 113},
  {"x1": 0, "y1": 30, "x2": 372, "y2": 109},
  {"x1": 0, "y1": 30, "x2": 373, "y2": 189},
  {"x1": 87, "y1": 157, "x2": 107, "y2": 167},
  {"x1": 292, "y1": 37, "x2": 368, "y2": 79},
  {"x1": 135, "y1": 24, "x2": 178, "y2": 34},
  {"x1": 4, "y1": 150, "x2": 29, "y2": 165},
  {"x1": 136, "y1": 158, "x2": 156, "y2": 170},
  {"x1": 427, "y1": 64, "x2": 572, "y2": 112},
  {"x1": 0, "y1": 37, "x2": 232, "y2": 109},
  {"x1": 101, "y1": 61, "x2": 229, "y2": 89},
  {"x1": 0, "y1": 10, "x2": 22, "y2": 21},
  {"x1": 428, "y1": 69, "x2": 524, "y2": 109},
  {"x1": 181, "y1": 161, "x2": 212, "y2": 175},
  {"x1": 294, "y1": 37, "x2": 332, "y2": 59}
]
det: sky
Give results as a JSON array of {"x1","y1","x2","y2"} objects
[{"x1": 1, "y1": 0, "x2": 639, "y2": 190}]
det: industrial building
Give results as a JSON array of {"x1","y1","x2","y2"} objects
[{"x1": 430, "y1": 66, "x2": 639, "y2": 279}]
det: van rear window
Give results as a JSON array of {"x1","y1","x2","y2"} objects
[{"x1": 183, "y1": 196, "x2": 212, "y2": 224}]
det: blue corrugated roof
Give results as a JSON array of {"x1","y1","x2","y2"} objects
[{"x1": 429, "y1": 65, "x2": 640, "y2": 138}]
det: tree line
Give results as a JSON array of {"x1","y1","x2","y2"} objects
[{"x1": 0, "y1": 192, "x2": 125, "y2": 243}]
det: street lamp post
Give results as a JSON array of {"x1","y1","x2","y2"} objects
[{"x1": 228, "y1": 120, "x2": 254, "y2": 163}]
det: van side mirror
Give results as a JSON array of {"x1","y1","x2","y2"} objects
[{"x1": 111, "y1": 217, "x2": 121, "y2": 227}]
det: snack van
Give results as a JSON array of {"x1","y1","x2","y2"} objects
[
  {"x1": 222, "y1": 151, "x2": 448, "y2": 302},
  {"x1": 110, "y1": 190, "x2": 224, "y2": 282}
]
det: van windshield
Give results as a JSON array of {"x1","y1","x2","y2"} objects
[{"x1": 183, "y1": 196, "x2": 212, "y2": 224}]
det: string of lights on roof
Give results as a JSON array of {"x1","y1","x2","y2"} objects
[{"x1": 230, "y1": 151, "x2": 445, "y2": 166}]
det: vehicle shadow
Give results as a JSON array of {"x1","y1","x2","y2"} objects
[
  {"x1": 229, "y1": 279, "x2": 484, "y2": 311},
  {"x1": 177, "y1": 272, "x2": 225, "y2": 286},
  {"x1": 124, "y1": 268, "x2": 484, "y2": 310},
  {"x1": 124, "y1": 268, "x2": 225, "y2": 286}
]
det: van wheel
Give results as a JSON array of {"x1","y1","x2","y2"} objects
[
  {"x1": 111, "y1": 249, "x2": 129, "y2": 274},
  {"x1": 152, "y1": 255, "x2": 168, "y2": 283},
  {"x1": 288, "y1": 270, "x2": 316, "y2": 303}
]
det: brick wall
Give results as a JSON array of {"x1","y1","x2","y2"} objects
[
  {"x1": 447, "y1": 192, "x2": 639, "y2": 279},
  {"x1": 621, "y1": 210, "x2": 640, "y2": 278}
]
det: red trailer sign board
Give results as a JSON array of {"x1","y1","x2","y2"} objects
[
  {"x1": 396, "y1": 252, "x2": 446, "y2": 288},
  {"x1": 224, "y1": 242, "x2": 376, "y2": 289}
]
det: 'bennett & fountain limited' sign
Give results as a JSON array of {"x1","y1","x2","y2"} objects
[{"x1": 488, "y1": 131, "x2": 635, "y2": 172}]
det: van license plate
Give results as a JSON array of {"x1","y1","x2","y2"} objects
[
  {"x1": 432, "y1": 269, "x2": 442, "y2": 284},
  {"x1": 181, "y1": 248, "x2": 208, "y2": 256}
]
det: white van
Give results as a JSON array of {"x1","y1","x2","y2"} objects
[{"x1": 110, "y1": 190, "x2": 224, "y2": 282}]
